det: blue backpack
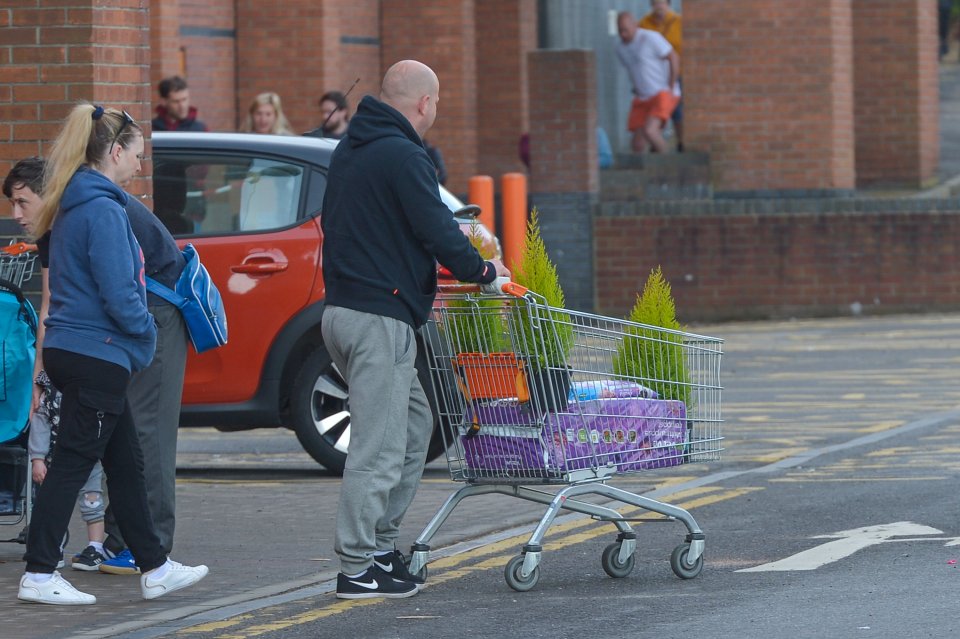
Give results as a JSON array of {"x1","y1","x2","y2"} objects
[
  {"x1": 0, "y1": 279, "x2": 37, "y2": 445},
  {"x1": 146, "y1": 244, "x2": 228, "y2": 354}
]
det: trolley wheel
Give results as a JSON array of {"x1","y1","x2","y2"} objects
[
  {"x1": 504, "y1": 555, "x2": 540, "y2": 592},
  {"x1": 600, "y1": 542, "x2": 635, "y2": 579},
  {"x1": 670, "y1": 543, "x2": 703, "y2": 579},
  {"x1": 405, "y1": 558, "x2": 428, "y2": 583}
]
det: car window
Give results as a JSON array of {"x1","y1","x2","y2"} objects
[
  {"x1": 305, "y1": 168, "x2": 327, "y2": 217},
  {"x1": 153, "y1": 153, "x2": 305, "y2": 236}
]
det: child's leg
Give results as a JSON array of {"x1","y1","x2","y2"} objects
[{"x1": 77, "y1": 462, "x2": 106, "y2": 544}]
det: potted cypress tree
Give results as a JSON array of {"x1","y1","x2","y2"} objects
[
  {"x1": 612, "y1": 266, "x2": 691, "y2": 406},
  {"x1": 513, "y1": 208, "x2": 574, "y2": 411},
  {"x1": 442, "y1": 223, "x2": 519, "y2": 402}
]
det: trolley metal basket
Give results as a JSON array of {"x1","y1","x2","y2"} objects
[
  {"x1": 0, "y1": 242, "x2": 39, "y2": 289},
  {"x1": 408, "y1": 282, "x2": 723, "y2": 591}
]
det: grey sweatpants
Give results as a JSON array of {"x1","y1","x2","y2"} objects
[
  {"x1": 321, "y1": 306, "x2": 433, "y2": 575},
  {"x1": 104, "y1": 302, "x2": 187, "y2": 555}
]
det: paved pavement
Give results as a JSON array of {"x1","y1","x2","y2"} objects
[{"x1": 3, "y1": 310, "x2": 960, "y2": 638}]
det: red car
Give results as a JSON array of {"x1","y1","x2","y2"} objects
[{"x1": 151, "y1": 132, "x2": 500, "y2": 472}]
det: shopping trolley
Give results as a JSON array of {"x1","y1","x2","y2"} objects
[
  {"x1": 408, "y1": 281, "x2": 723, "y2": 591},
  {"x1": 0, "y1": 242, "x2": 40, "y2": 537}
]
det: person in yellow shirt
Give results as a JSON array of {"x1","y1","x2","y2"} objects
[{"x1": 640, "y1": 0, "x2": 684, "y2": 151}]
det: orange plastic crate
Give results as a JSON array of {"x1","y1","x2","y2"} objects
[{"x1": 454, "y1": 352, "x2": 530, "y2": 402}]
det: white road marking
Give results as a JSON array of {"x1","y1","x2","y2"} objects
[{"x1": 738, "y1": 521, "x2": 947, "y2": 572}]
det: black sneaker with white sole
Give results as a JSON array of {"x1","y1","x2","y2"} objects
[
  {"x1": 71, "y1": 545, "x2": 107, "y2": 572},
  {"x1": 336, "y1": 564, "x2": 419, "y2": 600},
  {"x1": 372, "y1": 550, "x2": 425, "y2": 585}
]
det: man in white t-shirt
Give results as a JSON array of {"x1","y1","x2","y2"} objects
[{"x1": 615, "y1": 11, "x2": 680, "y2": 153}]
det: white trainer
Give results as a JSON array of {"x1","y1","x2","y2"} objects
[
  {"x1": 18, "y1": 571, "x2": 96, "y2": 605},
  {"x1": 140, "y1": 560, "x2": 209, "y2": 600}
]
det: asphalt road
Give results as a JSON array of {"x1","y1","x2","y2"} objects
[{"x1": 4, "y1": 312, "x2": 960, "y2": 638}]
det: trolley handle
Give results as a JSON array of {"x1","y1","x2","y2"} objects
[
  {"x1": 1, "y1": 242, "x2": 37, "y2": 256},
  {"x1": 436, "y1": 268, "x2": 528, "y2": 297}
]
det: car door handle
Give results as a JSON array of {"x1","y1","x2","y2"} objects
[{"x1": 231, "y1": 260, "x2": 289, "y2": 274}]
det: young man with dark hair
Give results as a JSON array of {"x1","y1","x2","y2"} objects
[
  {"x1": 304, "y1": 90, "x2": 350, "y2": 139},
  {"x1": 152, "y1": 76, "x2": 208, "y2": 132}
]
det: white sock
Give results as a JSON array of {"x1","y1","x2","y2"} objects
[
  {"x1": 373, "y1": 550, "x2": 392, "y2": 557},
  {"x1": 344, "y1": 570, "x2": 366, "y2": 578},
  {"x1": 88, "y1": 541, "x2": 104, "y2": 554},
  {"x1": 25, "y1": 572, "x2": 53, "y2": 583},
  {"x1": 148, "y1": 560, "x2": 171, "y2": 579}
]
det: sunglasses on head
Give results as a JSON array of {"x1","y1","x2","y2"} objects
[{"x1": 110, "y1": 110, "x2": 136, "y2": 151}]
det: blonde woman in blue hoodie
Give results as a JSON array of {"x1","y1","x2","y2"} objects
[{"x1": 17, "y1": 104, "x2": 208, "y2": 606}]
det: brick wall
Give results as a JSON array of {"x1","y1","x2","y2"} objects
[
  {"x1": 381, "y1": 0, "x2": 478, "y2": 194},
  {"x1": 595, "y1": 200, "x2": 960, "y2": 321},
  {"x1": 149, "y1": 0, "x2": 181, "y2": 93},
  {"x1": 528, "y1": 49, "x2": 599, "y2": 312},
  {"x1": 176, "y1": 0, "x2": 235, "y2": 132},
  {"x1": 684, "y1": 0, "x2": 856, "y2": 195},
  {"x1": 475, "y1": 0, "x2": 536, "y2": 178},
  {"x1": 0, "y1": 0, "x2": 152, "y2": 210},
  {"x1": 852, "y1": 0, "x2": 939, "y2": 187},
  {"x1": 528, "y1": 50, "x2": 598, "y2": 195}
]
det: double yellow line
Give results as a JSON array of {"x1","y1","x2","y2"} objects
[{"x1": 180, "y1": 484, "x2": 760, "y2": 638}]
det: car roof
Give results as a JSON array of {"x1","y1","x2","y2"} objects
[{"x1": 151, "y1": 131, "x2": 339, "y2": 166}]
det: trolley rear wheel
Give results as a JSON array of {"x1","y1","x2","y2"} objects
[
  {"x1": 670, "y1": 543, "x2": 703, "y2": 579},
  {"x1": 504, "y1": 555, "x2": 540, "y2": 592},
  {"x1": 600, "y1": 542, "x2": 635, "y2": 578}
]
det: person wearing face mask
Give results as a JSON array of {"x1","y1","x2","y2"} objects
[{"x1": 15, "y1": 104, "x2": 207, "y2": 606}]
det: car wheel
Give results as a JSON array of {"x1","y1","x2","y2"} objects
[{"x1": 289, "y1": 345, "x2": 448, "y2": 474}]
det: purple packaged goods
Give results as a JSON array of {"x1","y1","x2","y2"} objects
[{"x1": 460, "y1": 396, "x2": 688, "y2": 475}]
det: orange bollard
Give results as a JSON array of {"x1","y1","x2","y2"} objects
[
  {"x1": 467, "y1": 175, "x2": 495, "y2": 233},
  {"x1": 501, "y1": 173, "x2": 527, "y2": 271}
]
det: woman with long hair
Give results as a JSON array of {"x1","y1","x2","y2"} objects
[
  {"x1": 241, "y1": 91, "x2": 295, "y2": 135},
  {"x1": 17, "y1": 103, "x2": 208, "y2": 606}
]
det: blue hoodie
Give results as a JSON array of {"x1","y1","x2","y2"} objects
[
  {"x1": 44, "y1": 167, "x2": 157, "y2": 373},
  {"x1": 321, "y1": 95, "x2": 496, "y2": 328}
]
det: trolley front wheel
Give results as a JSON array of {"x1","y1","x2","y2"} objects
[
  {"x1": 601, "y1": 542, "x2": 635, "y2": 578},
  {"x1": 670, "y1": 543, "x2": 703, "y2": 579},
  {"x1": 407, "y1": 560, "x2": 428, "y2": 583},
  {"x1": 504, "y1": 555, "x2": 540, "y2": 592}
]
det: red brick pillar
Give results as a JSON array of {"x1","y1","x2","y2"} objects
[
  {"x1": 684, "y1": 0, "x2": 856, "y2": 195},
  {"x1": 475, "y1": 0, "x2": 537, "y2": 177},
  {"x1": 381, "y1": 0, "x2": 478, "y2": 193},
  {"x1": 527, "y1": 49, "x2": 599, "y2": 311},
  {"x1": 150, "y1": 0, "x2": 181, "y2": 93},
  {"x1": 0, "y1": 1, "x2": 152, "y2": 197},
  {"x1": 852, "y1": 0, "x2": 939, "y2": 187}
]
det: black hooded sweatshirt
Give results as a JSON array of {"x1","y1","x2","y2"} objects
[{"x1": 321, "y1": 95, "x2": 496, "y2": 328}]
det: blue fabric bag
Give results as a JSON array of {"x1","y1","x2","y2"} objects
[
  {"x1": 146, "y1": 243, "x2": 227, "y2": 354},
  {"x1": 0, "y1": 279, "x2": 37, "y2": 444}
]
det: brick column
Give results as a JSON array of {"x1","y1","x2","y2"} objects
[
  {"x1": 527, "y1": 49, "x2": 599, "y2": 312},
  {"x1": 475, "y1": 0, "x2": 537, "y2": 178},
  {"x1": 852, "y1": 0, "x2": 939, "y2": 188},
  {"x1": 235, "y1": 0, "x2": 355, "y2": 134},
  {"x1": 381, "y1": 0, "x2": 478, "y2": 194},
  {"x1": 149, "y1": 0, "x2": 181, "y2": 93},
  {"x1": 0, "y1": 1, "x2": 151, "y2": 197},
  {"x1": 684, "y1": 0, "x2": 856, "y2": 195}
]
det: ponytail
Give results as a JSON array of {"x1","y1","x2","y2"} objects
[{"x1": 35, "y1": 102, "x2": 142, "y2": 237}]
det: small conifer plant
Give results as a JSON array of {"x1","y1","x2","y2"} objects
[
  {"x1": 513, "y1": 208, "x2": 574, "y2": 370},
  {"x1": 612, "y1": 266, "x2": 691, "y2": 405},
  {"x1": 443, "y1": 221, "x2": 507, "y2": 354}
]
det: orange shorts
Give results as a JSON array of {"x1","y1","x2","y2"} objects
[{"x1": 627, "y1": 91, "x2": 680, "y2": 131}]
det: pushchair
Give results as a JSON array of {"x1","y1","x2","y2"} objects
[{"x1": 0, "y1": 243, "x2": 39, "y2": 541}]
